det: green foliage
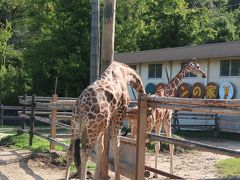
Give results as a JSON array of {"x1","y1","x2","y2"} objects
[
  {"x1": 1, "y1": 0, "x2": 240, "y2": 104},
  {"x1": 215, "y1": 158, "x2": 240, "y2": 177},
  {"x1": 0, "y1": 133, "x2": 63, "y2": 152}
]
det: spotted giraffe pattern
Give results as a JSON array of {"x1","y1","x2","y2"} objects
[
  {"x1": 65, "y1": 61, "x2": 145, "y2": 180},
  {"x1": 128, "y1": 58, "x2": 206, "y2": 176}
]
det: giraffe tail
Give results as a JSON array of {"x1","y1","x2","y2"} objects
[
  {"x1": 65, "y1": 138, "x2": 81, "y2": 180},
  {"x1": 74, "y1": 138, "x2": 81, "y2": 168}
]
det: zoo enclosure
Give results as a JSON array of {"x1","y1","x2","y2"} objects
[
  {"x1": 17, "y1": 94, "x2": 240, "y2": 179},
  {"x1": 135, "y1": 94, "x2": 240, "y2": 180}
]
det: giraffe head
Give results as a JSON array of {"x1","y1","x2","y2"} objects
[
  {"x1": 184, "y1": 58, "x2": 206, "y2": 78},
  {"x1": 127, "y1": 68, "x2": 145, "y2": 94},
  {"x1": 114, "y1": 61, "x2": 145, "y2": 94}
]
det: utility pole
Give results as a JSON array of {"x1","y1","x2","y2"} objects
[
  {"x1": 100, "y1": 0, "x2": 117, "y2": 179},
  {"x1": 90, "y1": 0, "x2": 100, "y2": 83}
]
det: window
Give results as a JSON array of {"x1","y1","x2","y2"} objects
[
  {"x1": 148, "y1": 64, "x2": 162, "y2": 78},
  {"x1": 181, "y1": 63, "x2": 197, "y2": 77},
  {"x1": 220, "y1": 60, "x2": 240, "y2": 76}
]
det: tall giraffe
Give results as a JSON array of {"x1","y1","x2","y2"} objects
[
  {"x1": 127, "y1": 58, "x2": 206, "y2": 176},
  {"x1": 65, "y1": 61, "x2": 145, "y2": 180}
]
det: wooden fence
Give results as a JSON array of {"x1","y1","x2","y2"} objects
[
  {"x1": 135, "y1": 94, "x2": 240, "y2": 180},
  {"x1": 18, "y1": 95, "x2": 139, "y2": 179},
  {"x1": 18, "y1": 94, "x2": 240, "y2": 179},
  {"x1": 0, "y1": 105, "x2": 24, "y2": 127},
  {"x1": 18, "y1": 94, "x2": 76, "y2": 149}
]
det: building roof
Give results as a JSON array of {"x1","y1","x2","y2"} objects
[{"x1": 114, "y1": 41, "x2": 240, "y2": 64}]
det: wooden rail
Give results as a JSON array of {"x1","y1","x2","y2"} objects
[
  {"x1": 0, "y1": 104, "x2": 25, "y2": 127},
  {"x1": 148, "y1": 133, "x2": 240, "y2": 157}
]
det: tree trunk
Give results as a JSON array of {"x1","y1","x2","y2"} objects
[
  {"x1": 90, "y1": 0, "x2": 100, "y2": 83},
  {"x1": 100, "y1": 0, "x2": 117, "y2": 179}
]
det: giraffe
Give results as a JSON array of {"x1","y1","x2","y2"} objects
[
  {"x1": 127, "y1": 58, "x2": 206, "y2": 176},
  {"x1": 65, "y1": 61, "x2": 145, "y2": 180}
]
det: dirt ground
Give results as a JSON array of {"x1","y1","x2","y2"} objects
[{"x1": 0, "y1": 137, "x2": 240, "y2": 180}]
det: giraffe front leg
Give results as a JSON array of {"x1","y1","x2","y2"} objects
[
  {"x1": 111, "y1": 122, "x2": 121, "y2": 180},
  {"x1": 93, "y1": 133, "x2": 104, "y2": 180},
  {"x1": 80, "y1": 148, "x2": 90, "y2": 180},
  {"x1": 153, "y1": 124, "x2": 162, "y2": 178},
  {"x1": 79, "y1": 129, "x2": 91, "y2": 180},
  {"x1": 163, "y1": 113, "x2": 174, "y2": 175},
  {"x1": 65, "y1": 140, "x2": 74, "y2": 180}
]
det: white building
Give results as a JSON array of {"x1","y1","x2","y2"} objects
[{"x1": 115, "y1": 41, "x2": 240, "y2": 133}]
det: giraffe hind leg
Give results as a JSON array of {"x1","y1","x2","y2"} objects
[
  {"x1": 65, "y1": 140, "x2": 75, "y2": 180},
  {"x1": 153, "y1": 124, "x2": 162, "y2": 178}
]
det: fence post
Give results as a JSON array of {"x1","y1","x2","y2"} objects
[
  {"x1": 29, "y1": 95, "x2": 36, "y2": 146},
  {"x1": 135, "y1": 94, "x2": 148, "y2": 180},
  {"x1": 0, "y1": 103, "x2": 3, "y2": 128},
  {"x1": 50, "y1": 94, "x2": 58, "y2": 149},
  {"x1": 21, "y1": 94, "x2": 27, "y2": 130},
  {"x1": 214, "y1": 114, "x2": 219, "y2": 137},
  {"x1": 0, "y1": 103, "x2": 4, "y2": 128}
]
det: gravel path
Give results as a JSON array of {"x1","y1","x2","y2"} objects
[
  {"x1": 0, "y1": 136, "x2": 240, "y2": 179},
  {"x1": 0, "y1": 147, "x2": 65, "y2": 180}
]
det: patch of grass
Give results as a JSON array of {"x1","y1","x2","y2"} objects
[
  {"x1": 70, "y1": 160, "x2": 96, "y2": 174},
  {"x1": 215, "y1": 158, "x2": 240, "y2": 177},
  {"x1": 0, "y1": 133, "x2": 64, "y2": 152}
]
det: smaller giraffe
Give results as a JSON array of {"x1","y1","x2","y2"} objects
[
  {"x1": 65, "y1": 61, "x2": 145, "y2": 180},
  {"x1": 127, "y1": 58, "x2": 206, "y2": 176}
]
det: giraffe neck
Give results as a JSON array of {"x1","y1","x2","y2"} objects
[{"x1": 158, "y1": 68, "x2": 188, "y2": 97}]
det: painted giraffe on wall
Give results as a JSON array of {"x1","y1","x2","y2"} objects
[
  {"x1": 65, "y1": 61, "x2": 145, "y2": 180},
  {"x1": 127, "y1": 58, "x2": 206, "y2": 176}
]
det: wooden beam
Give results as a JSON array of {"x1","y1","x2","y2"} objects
[
  {"x1": 1, "y1": 104, "x2": 3, "y2": 127},
  {"x1": 34, "y1": 116, "x2": 71, "y2": 130},
  {"x1": 29, "y1": 95, "x2": 36, "y2": 146},
  {"x1": 145, "y1": 166, "x2": 184, "y2": 179},
  {"x1": 148, "y1": 133, "x2": 240, "y2": 157},
  {"x1": 135, "y1": 94, "x2": 148, "y2": 180},
  {"x1": 147, "y1": 96, "x2": 240, "y2": 108},
  {"x1": 21, "y1": 94, "x2": 27, "y2": 129},
  {"x1": 148, "y1": 102, "x2": 240, "y2": 115},
  {"x1": 50, "y1": 94, "x2": 58, "y2": 149}
]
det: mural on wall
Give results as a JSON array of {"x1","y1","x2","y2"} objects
[
  {"x1": 205, "y1": 82, "x2": 219, "y2": 99},
  {"x1": 191, "y1": 82, "x2": 205, "y2": 98},
  {"x1": 219, "y1": 82, "x2": 235, "y2": 99},
  {"x1": 145, "y1": 83, "x2": 156, "y2": 94},
  {"x1": 145, "y1": 81, "x2": 235, "y2": 99},
  {"x1": 178, "y1": 83, "x2": 191, "y2": 98}
]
